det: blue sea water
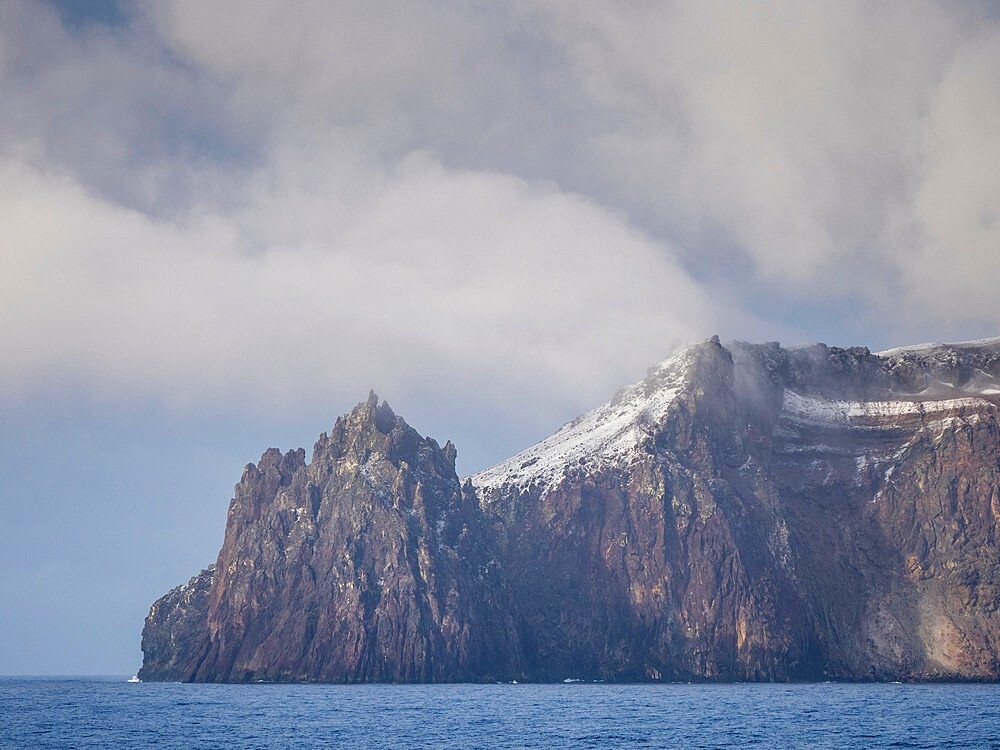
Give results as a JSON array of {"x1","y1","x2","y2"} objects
[{"x1": 2, "y1": 677, "x2": 999, "y2": 749}]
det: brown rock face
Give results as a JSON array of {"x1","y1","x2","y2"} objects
[
  {"x1": 475, "y1": 336, "x2": 1000, "y2": 681},
  {"x1": 142, "y1": 337, "x2": 1000, "y2": 682},
  {"x1": 478, "y1": 339, "x2": 822, "y2": 681},
  {"x1": 140, "y1": 393, "x2": 520, "y2": 682},
  {"x1": 138, "y1": 567, "x2": 214, "y2": 681}
]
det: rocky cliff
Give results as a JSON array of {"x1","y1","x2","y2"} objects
[
  {"x1": 141, "y1": 337, "x2": 1000, "y2": 682},
  {"x1": 139, "y1": 393, "x2": 520, "y2": 682}
]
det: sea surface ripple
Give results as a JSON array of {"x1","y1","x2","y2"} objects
[{"x1": 3, "y1": 678, "x2": 999, "y2": 749}]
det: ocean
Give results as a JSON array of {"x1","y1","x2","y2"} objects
[{"x1": 2, "y1": 677, "x2": 999, "y2": 748}]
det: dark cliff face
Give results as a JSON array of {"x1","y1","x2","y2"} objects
[
  {"x1": 142, "y1": 337, "x2": 1000, "y2": 682},
  {"x1": 731, "y1": 339, "x2": 1000, "y2": 679},
  {"x1": 140, "y1": 393, "x2": 520, "y2": 682},
  {"x1": 478, "y1": 339, "x2": 821, "y2": 681},
  {"x1": 138, "y1": 567, "x2": 214, "y2": 682},
  {"x1": 475, "y1": 337, "x2": 1000, "y2": 681}
]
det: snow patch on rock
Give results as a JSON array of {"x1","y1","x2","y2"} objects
[
  {"x1": 472, "y1": 347, "x2": 696, "y2": 493},
  {"x1": 781, "y1": 390, "x2": 991, "y2": 426}
]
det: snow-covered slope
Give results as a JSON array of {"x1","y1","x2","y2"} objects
[
  {"x1": 472, "y1": 346, "x2": 697, "y2": 493},
  {"x1": 473, "y1": 335, "x2": 1000, "y2": 498},
  {"x1": 875, "y1": 336, "x2": 1000, "y2": 358}
]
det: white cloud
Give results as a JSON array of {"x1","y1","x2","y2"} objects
[
  {"x1": 521, "y1": 1, "x2": 1000, "y2": 324},
  {"x1": 3, "y1": 0, "x2": 1000, "y2": 429},
  {"x1": 148, "y1": 0, "x2": 545, "y2": 165},
  {"x1": 0, "y1": 151, "x2": 721, "y2": 417},
  {"x1": 906, "y1": 28, "x2": 1000, "y2": 318},
  {"x1": 144, "y1": 0, "x2": 1000, "y2": 336}
]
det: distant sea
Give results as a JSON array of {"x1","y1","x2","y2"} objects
[{"x1": 3, "y1": 677, "x2": 1000, "y2": 748}]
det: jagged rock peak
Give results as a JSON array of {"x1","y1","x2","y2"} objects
[
  {"x1": 302, "y1": 393, "x2": 464, "y2": 481},
  {"x1": 240, "y1": 447, "x2": 306, "y2": 494},
  {"x1": 312, "y1": 392, "x2": 411, "y2": 466},
  {"x1": 141, "y1": 392, "x2": 519, "y2": 683},
  {"x1": 344, "y1": 390, "x2": 397, "y2": 433}
]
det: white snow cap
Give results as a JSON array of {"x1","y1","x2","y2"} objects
[{"x1": 473, "y1": 344, "x2": 702, "y2": 493}]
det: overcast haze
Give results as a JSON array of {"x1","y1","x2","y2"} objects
[{"x1": 2, "y1": 0, "x2": 1000, "y2": 675}]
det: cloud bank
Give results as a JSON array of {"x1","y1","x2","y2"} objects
[{"x1": 3, "y1": 0, "x2": 1000, "y2": 420}]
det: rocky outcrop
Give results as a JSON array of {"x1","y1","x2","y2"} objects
[
  {"x1": 138, "y1": 566, "x2": 214, "y2": 682},
  {"x1": 140, "y1": 393, "x2": 520, "y2": 682},
  {"x1": 141, "y1": 337, "x2": 1000, "y2": 682}
]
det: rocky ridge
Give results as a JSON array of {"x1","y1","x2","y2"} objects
[{"x1": 140, "y1": 337, "x2": 1000, "y2": 682}]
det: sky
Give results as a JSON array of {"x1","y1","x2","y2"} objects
[{"x1": 1, "y1": 0, "x2": 999, "y2": 675}]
